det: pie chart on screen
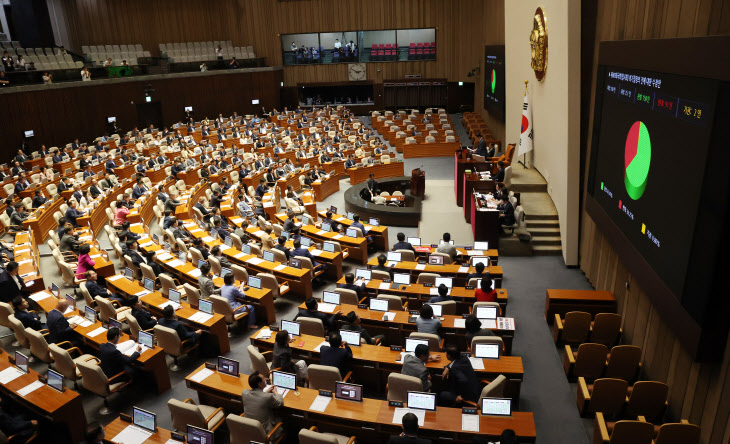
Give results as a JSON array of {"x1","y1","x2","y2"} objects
[{"x1": 624, "y1": 121, "x2": 651, "y2": 200}]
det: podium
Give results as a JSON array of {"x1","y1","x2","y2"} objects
[{"x1": 410, "y1": 168, "x2": 425, "y2": 197}]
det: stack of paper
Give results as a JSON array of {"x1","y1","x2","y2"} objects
[
  {"x1": 189, "y1": 368, "x2": 214, "y2": 383},
  {"x1": 467, "y1": 250, "x2": 484, "y2": 256},
  {"x1": 87, "y1": 327, "x2": 107, "y2": 338},
  {"x1": 0, "y1": 367, "x2": 25, "y2": 384},
  {"x1": 453, "y1": 319, "x2": 466, "y2": 328},
  {"x1": 397, "y1": 351, "x2": 415, "y2": 363},
  {"x1": 415, "y1": 264, "x2": 426, "y2": 270},
  {"x1": 69, "y1": 315, "x2": 93, "y2": 328},
  {"x1": 379, "y1": 282, "x2": 391, "y2": 290},
  {"x1": 166, "y1": 259, "x2": 184, "y2": 268},
  {"x1": 187, "y1": 269, "x2": 202, "y2": 278},
  {"x1": 188, "y1": 312, "x2": 213, "y2": 324},
  {"x1": 29, "y1": 292, "x2": 52, "y2": 302},
  {"x1": 314, "y1": 341, "x2": 329, "y2": 352},
  {"x1": 318, "y1": 303, "x2": 336, "y2": 313},
  {"x1": 333, "y1": 234, "x2": 343, "y2": 239},
  {"x1": 255, "y1": 328, "x2": 272, "y2": 339},
  {"x1": 110, "y1": 425, "x2": 153, "y2": 444},
  {"x1": 158, "y1": 301, "x2": 181, "y2": 311},
  {"x1": 273, "y1": 264, "x2": 287, "y2": 271},
  {"x1": 156, "y1": 252, "x2": 173, "y2": 261},
  {"x1": 202, "y1": 236, "x2": 215, "y2": 243},
  {"x1": 309, "y1": 395, "x2": 331, "y2": 412},
  {"x1": 17, "y1": 381, "x2": 44, "y2": 397},
  {"x1": 311, "y1": 249, "x2": 323, "y2": 256},
  {"x1": 458, "y1": 266, "x2": 470, "y2": 273},
  {"x1": 234, "y1": 252, "x2": 247, "y2": 259},
  {"x1": 469, "y1": 357, "x2": 485, "y2": 370},
  {"x1": 247, "y1": 258, "x2": 264, "y2": 266},
  {"x1": 382, "y1": 312, "x2": 395, "y2": 321},
  {"x1": 462, "y1": 414, "x2": 480, "y2": 432},
  {"x1": 107, "y1": 275, "x2": 124, "y2": 282},
  {"x1": 134, "y1": 290, "x2": 152, "y2": 297}
]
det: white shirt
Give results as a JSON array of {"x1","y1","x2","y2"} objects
[
  {"x1": 334, "y1": 41, "x2": 341, "y2": 49},
  {"x1": 81, "y1": 70, "x2": 90, "y2": 81}
]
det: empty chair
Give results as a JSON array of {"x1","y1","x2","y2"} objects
[
  {"x1": 625, "y1": 381, "x2": 669, "y2": 421},
  {"x1": 227, "y1": 414, "x2": 284, "y2": 444},
  {"x1": 231, "y1": 264, "x2": 249, "y2": 284},
  {"x1": 95, "y1": 296, "x2": 131, "y2": 323},
  {"x1": 159, "y1": 273, "x2": 183, "y2": 297},
  {"x1": 370, "y1": 269, "x2": 390, "y2": 281},
  {"x1": 49, "y1": 343, "x2": 95, "y2": 389},
  {"x1": 0, "y1": 302, "x2": 14, "y2": 331},
  {"x1": 430, "y1": 252, "x2": 452, "y2": 264},
  {"x1": 257, "y1": 273, "x2": 289, "y2": 300},
  {"x1": 553, "y1": 311, "x2": 592, "y2": 344},
  {"x1": 167, "y1": 398, "x2": 225, "y2": 433},
  {"x1": 183, "y1": 283, "x2": 200, "y2": 308},
  {"x1": 605, "y1": 345, "x2": 642, "y2": 382},
  {"x1": 377, "y1": 294, "x2": 407, "y2": 311},
  {"x1": 125, "y1": 313, "x2": 150, "y2": 340},
  {"x1": 76, "y1": 358, "x2": 134, "y2": 415},
  {"x1": 334, "y1": 288, "x2": 362, "y2": 305},
  {"x1": 394, "y1": 249, "x2": 415, "y2": 262},
  {"x1": 576, "y1": 377, "x2": 628, "y2": 417},
  {"x1": 476, "y1": 374, "x2": 507, "y2": 401},
  {"x1": 470, "y1": 336, "x2": 504, "y2": 354},
  {"x1": 308, "y1": 364, "x2": 351, "y2": 392},
  {"x1": 590, "y1": 313, "x2": 622, "y2": 346},
  {"x1": 563, "y1": 343, "x2": 608, "y2": 381},
  {"x1": 247, "y1": 345, "x2": 273, "y2": 378},
  {"x1": 25, "y1": 328, "x2": 56, "y2": 365},
  {"x1": 7, "y1": 315, "x2": 31, "y2": 351},
  {"x1": 409, "y1": 332, "x2": 442, "y2": 352},
  {"x1": 653, "y1": 421, "x2": 700, "y2": 444},
  {"x1": 593, "y1": 413, "x2": 654, "y2": 444},
  {"x1": 299, "y1": 317, "x2": 325, "y2": 337},
  {"x1": 387, "y1": 373, "x2": 423, "y2": 402},
  {"x1": 299, "y1": 426, "x2": 355, "y2": 444},
  {"x1": 434, "y1": 300, "x2": 456, "y2": 315},
  {"x1": 154, "y1": 324, "x2": 198, "y2": 371},
  {"x1": 416, "y1": 272, "x2": 440, "y2": 285}
]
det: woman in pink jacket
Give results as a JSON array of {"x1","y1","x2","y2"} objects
[
  {"x1": 75, "y1": 244, "x2": 95, "y2": 279},
  {"x1": 114, "y1": 201, "x2": 130, "y2": 226}
]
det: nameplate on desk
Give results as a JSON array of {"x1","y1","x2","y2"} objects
[
  {"x1": 431, "y1": 244, "x2": 438, "y2": 248},
  {"x1": 318, "y1": 390, "x2": 332, "y2": 397},
  {"x1": 269, "y1": 325, "x2": 280, "y2": 332},
  {"x1": 389, "y1": 401, "x2": 404, "y2": 407},
  {"x1": 390, "y1": 345, "x2": 403, "y2": 352},
  {"x1": 461, "y1": 352, "x2": 472, "y2": 358},
  {"x1": 462, "y1": 314, "x2": 471, "y2": 319},
  {"x1": 465, "y1": 246, "x2": 473, "y2": 250},
  {"x1": 462, "y1": 407, "x2": 478, "y2": 415},
  {"x1": 119, "y1": 412, "x2": 133, "y2": 423},
  {"x1": 358, "y1": 304, "x2": 368, "y2": 309},
  {"x1": 409, "y1": 310, "x2": 419, "y2": 316},
  {"x1": 465, "y1": 286, "x2": 474, "y2": 290},
  {"x1": 205, "y1": 362, "x2": 217, "y2": 371},
  {"x1": 423, "y1": 283, "x2": 433, "y2": 288},
  {"x1": 171, "y1": 432, "x2": 186, "y2": 442},
  {"x1": 382, "y1": 279, "x2": 391, "y2": 283}
]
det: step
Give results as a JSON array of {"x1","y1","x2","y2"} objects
[
  {"x1": 531, "y1": 236, "x2": 562, "y2": 246},
  {"x1": 526, "y1": 220, "x2": 559, "y2": 228},
  {"x1": 527, "y1": 213, "x2": 559, "y2": 221},
  {"x1": 528, "y1": 226, "x2": 561, "y2": 236},
  {"x1": 510, "y1": 183, "x2": 547, "y2": 193},
  {"x1": 532, "y1": 245, "x2": 563, "y2": 256}
]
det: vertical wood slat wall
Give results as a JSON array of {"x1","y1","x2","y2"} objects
[{"x1": 581, "y1": 1, "x2": 730, "y2": 443}]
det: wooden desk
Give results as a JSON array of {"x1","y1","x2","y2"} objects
[
  {"x1": 250, "y1": 331, "x2": 523, "y2": 403},
  {"x1": 103, "y1": 417, "x2": 173, "y2": 444},
  {"x1": 463, "y1": 173, "x2": 496, "y2": 223},
  {"x1": 145, "y1": 167, "x2": 168, "y2": 183},
  {"x1": 318, "y1": 211, "x2": 389, "y2": 251},
  {"x1": 454, "y1": 151, "x2": 490, "y2": 207},
  {"x1": 402, "y1": 142, "x2": 461, "y2": 159},
  {"x1": 14, "y1": 232, "x2": 45, "y2": 294},
  {"x1": 185, "y1": 364, "x2": 535, "y2": 442},
  {"x1": 276, "y1": 172, "x2": 302, "y2": 195},
  {"x1": 22, "y1": 195, "x2": 64, "y2": 245},
  {"x1": 366, "y1": 258, "x2": 504, "y2": 288},
  {"x1": 347, "y1": 162, "x2": 405, "y2": 185},
  {"x1": 413, "y1": 245, "x2": 499, "y2": 266},
  {"x1": 0, "y1": 351, "x2": 86, "y2": 443},
  {"x1": 113, "y1": 163, "x2": 137, "y2": 181},
  {"x1": 312, "y1": 175, "x2": 340, "y2": 201},
  {"x1": 545, "y1": 289, "x2": 617, "y2": 321},
  {"x1": 471, "y1": 196, "x2": 500, "y2": 249}
]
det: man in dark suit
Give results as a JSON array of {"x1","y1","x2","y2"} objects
[
  {"x1": 65, "y1": 201, "x2": 84, "y2": 227},
  {"x1": 15, "y1": 149, "x2": 29, "y2": 164},
  {"x1": 131, "y1": 179, "x2": 147, "y2": 199},
  {"x1": 337, "y1": 272, "x2": 367, "y2": 297},
  {"x1": 32, "y1": 190, "x2": 47, "y2": 209},
  {"x1": 393, "y1": 232, "x2": 415, "y2": 252},
  {"x1": 387, "y1": 413, "x2": 432, "y2": 444},
  {"x1": 98, "y1": 327, "x2": 140, "y2": 382},
  {"x1": 84, "y1": 271, "x2": 124, "y2": 303},
  {"x1": 88, "y1": 179, "x2": 102, "y2": 199},
  {"x1": 129, "y1": 295, "x2": 157, "y2": 330},
  {"x1": 465, "y1": 262, "x2": 490, "y2": 283},
  {"x1": 158, "y1": 305, "x2": 202, "y2": 345},
  {"x1": 195, "y1": 197, "x2": 210, "y2": 216},
  {"x1": 371, "y1": 254, "x2": 394, "y2": 279},
  {"x1": 499, "y1": 195, "x2": 515, "y2": 227},
  {"x1": 136, "y1": 160, "x2": 147, "y2": 174},
  {"x1": 493, "y1": 161, "x2": 506, "y2": 183},
  {"x1": 255, "y1": 178, "x2": 268, "y2": 198},
  {"x1": 438, "y1": 345, "x2": 480, "y2": 407},
  {"x1": 9, "y1": 203, "x2": 28, "y2": 228},
  {"x1": 273, "y1": 236, "x2": 291, "y2": 261},
  {"x1": 14, "y1": 173, "x2": 29, "y2": 194},
  {"x1": 474, "y1": 134, "x2": 487, "y2": 157},
  {"x1": 0, "y1": 262, "x2": 26, "y2": 303},
  {"x1": 12, "y1": 297, "x2": 43, "y2": 330},
  {"x1": 47, "y1": 299, "x2": 81, "y2": 346},
  {"x1": 319, "y1": 331, "x2": 352, "y2": 376},
  {"x1": 105, "y1": 156, "x2": 118, "y2": 174},
  {"x1": 52, "y1": 151, "x2": 63, "y2": 164},
  {"x1": 486, "y1": 143, "x2": 496, "y2": 158},
  {"x1": 295, "y1": 297, "x2": 342, "y2": 332}
]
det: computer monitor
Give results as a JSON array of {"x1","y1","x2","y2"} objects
[
  {"x1": 51, "y1": 283, "x2": 59, "y2": 297},
  {"x1": 475, "y1": 306, "x2": 498, "y2": 320},
  {"x1": 163, "y1": 242, "x2": 171, "y2": 251},
  {"x1": 434, "y1": 277, "x2": 453, "y2": 289},
  {"x1": 217, "y1": 357, "x2": 239, "y2": 377},
  {"x1": 405, "y1": 338, "x2": 429, "y2": 353},
  {"x1": 224, "y1": 236, "x2": 233, "y2": 247},
  {"x1": 368, "y1": 217, "x2": 380, "y2": 226},
  {"x1": 263, "y1": 251, "x2": 275, "y2": 262},
  {"x1": 355, "y1": 268, "x2": 371, "y2": 281},
  {"x1": 109, "y1": 318, "x2": 122, "y2": 331},
  {"x1": 322, "y1": 291, "x2": 340, "y2": 305},
  {"x1": 271, "y1": 371, "x2": 297, "y2": 391},
  {"x1": 187, "y1": 425, "x2": 214, "y2": 444},
  {"x1": 339, "y1": 329, "x2": 361, "y2": 346},
  {"x1": 281, "y1": 231, "x2": 290, "y2": 240},
  {"x1": 168, "y1": 288, "x2": 181, "y2": 304},
  {"x1": 251, "y1": 99, "x2": 260, "y2": 105},
  {"x1": 248, "y1": 276, "x2": 262, "y2": 289},
  {"x1": 473, "y1": 241, "x2": 489, "y2": 250},
  {"x1": 407, "y1": 237, "x2": 421, "y2": 246},
  {"x1": 241, "y1": 244, "x2": 252, "y2": 255},
  {"x1": 197, "y1": 259, "x2": 206, "y2": 268},
  {"x1": 474, "y1": 343, "x2": 501, "y2": 359},
  {"x1": 281, "y1": 320, "x2": 300, "y2": 336},
  {"x1": 428, "y1": 255, "x2": 444, "y2": 265},
  {"x1": 84, "y1": 305, "x2": 96, "y2": 323},
  {"x1": 321, "y1": 222, "x2": 331, "y2": 232},
  {"x1": 301, "y1": 215, "x2": 311, "y2": 226},
  {"x1": 481, "y1": 397, "x2": 512, "y2": 416},
  {"x1": 407, "y1": 391, "x2": 437, "y2": 411},
  {"x1": 107, "y1": 117, "x2": 116, "y2": 123},
  {"x1": 335, "y1": 381, "x2": 363, "y2": 402},
  {"x1": 184, "y1": 106, "x2": 193, "y2": 112},
  {"x1": 330, "y1": 206, "x2": 337, "y2": 214},
  {"x1": 14, "y1": 352, "x2": 28, "y2": 373},
  {"x1": 369, "y1": 298, "x2": 389, "y2": 312},
  {"x1": 133, "y1": 407, "x2": 157, "y2": 432},
  {"x1": 143, "y1": 277, "x2": 154, "y2": 291},
  {"x1": 138, "y1": 330, "x2": 154, "y2": 348},
  {"x1": 387, "y1": 252, "x2": 402, "y2": 262},
  {"x1": 426, "y1": 303, "x2": 443, "y2": 317},
  {"x1": 24, "y1": 130, "x2": 34, "y2": 138},
  {"x1": 65, "y1": 294, "x2": 76, "y2": 309},
  {"x1": 289, "y1": 258, "x2": 301, "y2": 269},
  {"x1": 198, "y1": 299, "x2": 213, "y2": 315},
  {"x1": 178, "y1": 251, "x2": 187, "y2": 263},
  {"x1": 470, "y1": 256, "x2": 491, "y2": 268},
  {"x1": 345, "y1": 228, "x2": 358, "y2": 238},
  {"x1": 393, "y1": 273, "x2": 410, "y2": 285},
  {"x1": 220, "y1": 267, "x2": 231, "y2": 278},
  {"x1": 322, "y1": 242, "x2": 336, "y2": 253},
  {"x1": 46, "y1": 369, "x2": 64, "y2": 392},
  {"x1": 301, "y1": 237, "x2": 312, "y2": 247},
  {"x1": 124, "y1": 267, "x2": 134, "y2": 280}
]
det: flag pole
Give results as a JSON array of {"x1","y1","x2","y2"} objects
[{"x1": 519, "y1": 80, "x2": 529, "y2": 169}]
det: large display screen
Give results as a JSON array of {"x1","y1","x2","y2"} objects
[
  {"x1": 589, "y1": 66, "x2": 718, "y2": 302},
  {"x1": 483, "y1": 45, "x2": 505, "y2": 120}
]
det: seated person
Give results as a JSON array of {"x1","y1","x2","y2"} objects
[
  {"x1": 475, "y1": 277, "x2": 497, "y2": 302},
  {"x1": 220, "y1": 274, "x2": 258, "y2": 329},
  {"x1": 158, "y1": 305, "x2": 202, "y2": 345},
  {"x1": 290, "y1": 239, "x2": 326, "y2": 272},
  {"x1": 99, "y1": 327, "x2": 141, "y2": 383},
  {"x1": 387, "y1": 412, "x2": 432, "y2": 444},
  {"x1": 273, "y1": 236, "x2": 291, "y2": 261},
  {"x1": 415, "y1": 304, "x2": 442, "y2": 337},
  {"x1": 85, "y1": 270, "x2": 125, "y2": 304},
  {"x1": 371, "y1": 253, "x2": 394, "y2": 279},
  {"x1": 392, "y1": 232, "x2": 415, "y2": 252},
  {"x1": 337, "y1": 272, "x2": 366, "y2": 297},
  {"x1": 241, "y1": 372, "x2": 284, "y2": 437},
  {"x1": 64, "y1": 200, "x2": 85, "y2": 228},
  {"x1": 438, "y1": 345, "x2": 480, "y2": 407},
  {"x1": 295, "y1": 297, "x2": 342, "y2": 332},
  {"x1": 210, "y1": 245, "x2": 232, "y2": 269},
  {"x1": 428, "y1": 283, "x2": 453, "y2": 303},
  {"x1": 499, "y1": 195, "x2": 515, "y2": 227},
  {"x1": 59, "y1": 229, "x2": 80, "y2": 253},
  {"x1": 341, "y1": 311, "x2": 384, "y2": 345},
  {"x1": 465, "y1": 262, "x2": 490, "y2": 283},
  {"x1": 47, "y1": 299, "x2": 82, "y2": 347},
  {"x1": 11, "y1": 296, "x2": 43, "y2": 331},
  {"x1": 272, "y1": 330, "x2": 308, "y2": 385},
  {"x1": 0, "y1": 396, "x2": 38, "y2": 442},
  {"x1": 436, "y1": 232, "x2": 457, "y2": 260},
  {"x1": 464, "y1": 315, "x2": 495, "y2": 346},
  {"x1": 319, "y1": 331, "x2": 352, "y2": 377},
  {"x1": 401, "y1": 343, "x2": 440, "y2": 392},
  {"x1": 129, "y1": 295, "x2": 157, "y2": 330},
  {"x1": 191, "y1": 238, "x2": 210, "y2": 260}
]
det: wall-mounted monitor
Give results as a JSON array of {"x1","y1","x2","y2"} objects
[
  {"x1": 251, "y1": 99, "x2": 260, "y2": 105},
  {"x1": 483, "y1": 45, "x2": 505, "y2": 121},
  {"x1": 24, "y1": 130, "x2": 34, "y2": 138},
  {"x1": 107, "y1": 117, "x2": 116, "y2": 123},
  {"x1": 184, "y1": 106, "x2": 193, "y2": 112}
]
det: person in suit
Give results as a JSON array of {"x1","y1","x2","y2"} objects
[
  {"x1": 129, "y1": 295, "x2": 157, "y2": 330},
  {"x1": 0, "y1": 396, "x2": 39, "y2": 442},
  {"x1": 338, "y1": 272, "x2": 367, "y2": 297},
  {"x1": 499, "y1": 195, "x2": 515, "y2": 227},
  {"x1": 387, "y1": 412, "x2": 432, "y2": 444},
  {"x1": 371, "y1": 253, "x2": 394, "y2": 279},
  {"x1": 392, "y1": 233, "x2": 415, "y2": 253},
  {"x1": 341, "y1": 311, "x2": 384, "y2": 345},
  {"x1": 465, "y1": 262, "x2": 490, "y2": 284},
  {"x1": 65, "y1": 200, "x2": 84, "y2": 227},
  {"x1": 209, "y1": 189, "x2": 223, "y2": 209},
  {"x1": 486, "y1": 143, "x2": 496, "y2": 158},
  {"x1": 12, "y1": 297, "x2": 43, "y2": 330},
  {"x1": 88, "y1": 179, "x2": 102, "y2": 199},
  {"x1": 212, "y1": 217, "x2": 231, "y2": 240},
  {"x1": 273, "y1": 236, "x2": 291, "y2": 261},
  {"x1": 344, "y1": 155, "x2": 357, "y2": 169},
  {"x1": 493, "y1": 160, "x2": 506, "y2": 183},
  {"x1": 493, "y1": 182, "x2": 507, "y2": 202},
  {"x1": 14, "y1": 149, "x2": 29, "y2": 164},
  {"x1": 84, "y1": 270, "x2": 124, "y2": 303},
  {"x1": 80, "y1": 422, "x2": 105, "y2": 444},
  {"x1": 319, "y1": 331, "x2": 353, "y2": 376},
  {"x1": 9, "y1": 203, "x2": 28, "y2": 227},
  {"x1": 438, "y1": 345, "x2": 480, "y2": 407},
  {"x1": 221, "y1": 274, "x2": 258, "y2": 329},
  {"x1": 131, "y1": 179, "x2": 147, "y2": 199},
  {"x1": 47, "y1": 299, "x2": 82, "y2": 346},
  {"x1": 464, "y1": 315, "x2": 495, "y2": 346},
  {"x1": 99, "y1": 327, "x2": 140, "y2": 382},
  {"x1": 14, "y1": 173, "x2": 29, "y2": 195},
  {"x1": 158, "y1": 305, "x2": 202, "y2": 345},
  {"x1": 428, "y1": 284, "x2": 453, "y2": 304},
  {"x1": 255, "y1": 178, "x2": 268, "y2": 198},
  {"x1": 126, "y1": 241, "x2": 161, "y2": 275},
  {"x1": 401, "y1": 343, "x2": 440, "y2": 392},
  {"x1": 241, "y1": 372, "x2": 284, "y2": 437},
  {"x1": 195, "y1": 197, "x2": 210, "y2": 216},
  {"x1": 295, "y1": 297, "x2": 342, "y2": 331},
  {"x1": 59, "y1": 228, "x2": 80, "y2": 253},
  {"x1": 436, "y1": 232, "x2": 457, "y2": 260},
  {"x1": 11, "y1": 161, "x2": 25, "y2": 177},
  {"x1": 474, "y1": 134, "x2": 487, "y2": 157},
  {"x1": 0, "y1": 262, "x2": 26, "y2": 303},
  {"x1": 197, "y1": 263, "x2": 221, "y2": 299},
  {"x1": 170, "y1": 218, "x2": 191, "y2": 243},
  {"x1": 104, "y1": 156, "x2": 118, "y2": 174}
]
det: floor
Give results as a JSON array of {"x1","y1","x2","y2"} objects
[{"x1": 3, "y1": 114, "x2": 593, "y2": 443}]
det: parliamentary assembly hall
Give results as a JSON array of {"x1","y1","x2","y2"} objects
[{"x1": 0, "y1": 1, "x2": 728, "y2": 443}]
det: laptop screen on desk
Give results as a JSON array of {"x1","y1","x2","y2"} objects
[
  {"x1": 168, "y1": 289, "x2": 181, "y2": 303},
  {"x1": 355, "y1": 268, "x2": 371, "y2": 281},
  {"x1": 133, "y1": 407, "x2": 156, "y2": 432},
  {"x1": 323, "y1": 242, "x2": 335, "y2": 253},
  {"x1": 407, "y1": 391, "x2": 437, "y2": 411},
  {"x1": 473, "y1": 241, "x2": 489, "y2": 250},
  {"x1": 393, "y1": 273, "x2": 410, "y2": 285},
  {"x1": 369, "y1": 298, "x2": 389, "y2": 312},
  {"x1": 46, "y1": 369, "x2": 64, "y2": 392},
  {"x1": 335, "y1": 381, "x2": 363, "y2": 402},
  {"x1": 428, "y1": 255, "x2": 444, "y2": 265},
  {"x1": 51, "y1": 283, "x2": 59, "y2": 297},
  {"x1": 272, "y1": 371, "x2": 297, "y2": 391},
  {"x1": 198, "y1": 299, "x2": 213, "y2": 314},
  {"x1": 346, "y1": 228, "x2": 358, "y2": 238},
  {"x1": 197, "y1": 259, "x2": 206, "y2": 268},
  {"x1": 339, "y1": 329, "x2": 361, "y2": 346},
  {"x1": 470, "y1": 256, "x2": 490, "y2": 268},
  {"x1": 481, "y1": 397, "x2": 512, "y2": 416},
  {"x1": 407, "y1": 237, "x2": 421, "y2": 246},
  {"x1": 475, "y1": 306, "x2": 498, "y2": 320},
  {"x1": 263, "y1": 251, "x2": 275, "y2": 262},
  {"x1": 368, "y1": 217, "x2": 379, "y2": 226},
  {"x1": 217, "y1": 357, "x2": 239, "y2": 377},
  {"x1": 322, "y1": 291, "x2": 340, "y2": 305},
  {"x1": 109, "y1": 318, "x2": 122, "y2": 331},
  {"x1": 84, "y1": 305, "x2": 96, "y2": 324},
  {"x1": 321, "y1": 222, "x2": 331, "y2": 232},
  {"x1": 434, "y1": 277, "x2": 453, "y2": 289},
  {"x1": 187, "y1": 425, "x2": 214, "y2": 444},
  {"x1": 281, "y1": 320, "x2": 300, "y2": 336},
  {"x1": 474, "y1": 343, "x2": 500, "y2": 359},
  {"x1": 405, "y1": 338, "x2": 429, "y2": 353},
  {"x1": 301, "y1": 237, "x2": 312, "y2": 247},
  {"x1": 14, "y1": 352, "x2": 28, "y2": 373},
  {"x1": 138, "y1": 331, "x2": 154, "y2": 348},
  {"x1": 220, "y1": 268, "x2": 231, "y2": 278},
  {"x1": 241, "y1": 244, "x2": 251, "y2": 255},
  {"x1": 425, "y1": 303, "x2": 442, "y2": 317},
  {"x1": 124, "y1": 268, "x2": 134, "y2": 279},
  {"x1": 143, "y1": 277, "x2": 154, "y2": 291},
  {"x1": 248, "y1": 276, "x2": 262, "y2": 289},
  {"x1": 289, "y1": 258, "x2": 301, "y2": 269},
  {"x1": 387, "y1": 252, "x2": 402, "y2": 262}
]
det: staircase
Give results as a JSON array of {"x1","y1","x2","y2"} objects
[{"x1": 526, "y1": 215, "x2": 562, "y2": 255}]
